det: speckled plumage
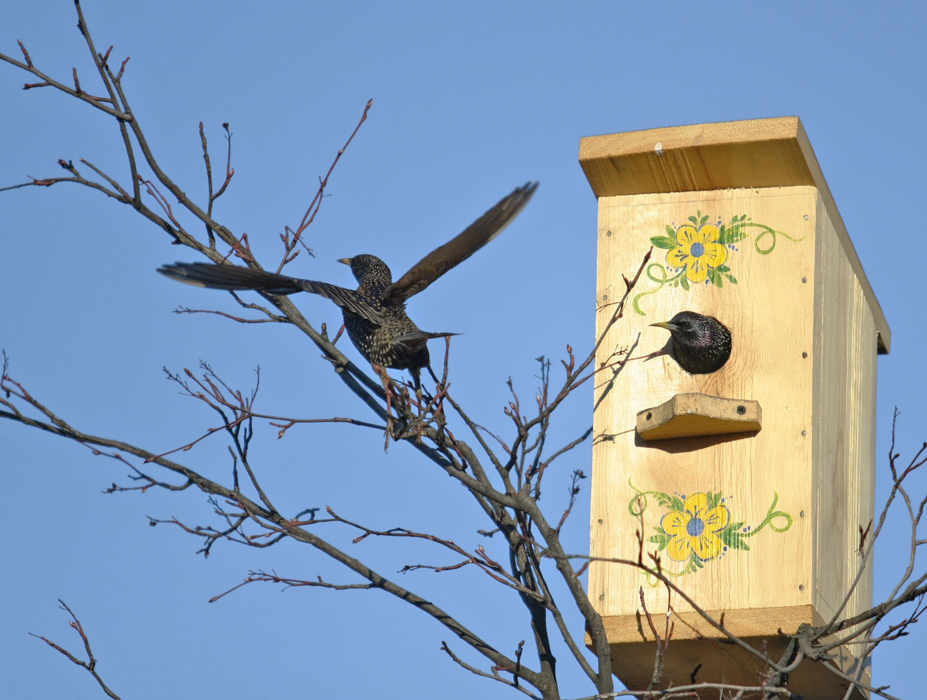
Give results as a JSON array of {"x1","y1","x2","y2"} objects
[
  {"x1": 333, "y1": 253, "x2": 445, "y2": 375},
  {"x1": 158, "y1": 183, "x2": 538, "y2": 384},
  {"x1": 651, "y1": 311, "x2": 732, "y2": 374}
]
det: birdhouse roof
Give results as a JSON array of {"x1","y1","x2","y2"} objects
[{"x1": 579, "y1": 116, "x2": 890, "y2": 353}]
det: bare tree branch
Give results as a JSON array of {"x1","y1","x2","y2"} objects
[
  {"x1": 3, "y1": 6, "x2": 924, "y2": 700},
  {"x1": 30, "y1": 601, "x2": 122, "y2": 700}
]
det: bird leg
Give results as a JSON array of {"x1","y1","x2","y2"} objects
[
  {"x1": 415, "y1": 381, "x2": 424, "y2": 421},
  {"x1": 374, "y1": 364, "x2": 397, "y2": 451},
  {"x1": 408, "y1": 367, "x2": 424, "y2": 414},
  {"x1": 409, "y1": 367, "x2": 442, "y2": 414},
  {"x1": 372, "y1": 363, "x2": 395, "y2": 414},
  {"x1": 331, "y1": 323, "x2": 346, "y2": 346},
  {"x1": 372, "y1": 364, "x2": 410, "y2": 448}
]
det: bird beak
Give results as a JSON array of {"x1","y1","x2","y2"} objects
[
  {"x1": 337, "y1": 258, "x2": 352, "y2": 266},
  {"x1": 650, "y1": 321, "x2": 678, "y2": 332}
]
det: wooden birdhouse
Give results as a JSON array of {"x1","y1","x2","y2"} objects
[{"x1": 581, "y1": 117, "x2": 889, "y2": 699}]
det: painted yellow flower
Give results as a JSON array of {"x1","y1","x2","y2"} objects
[
  {"x1": 661, "y1": 493, "x2": 730, "y2": 562},
  {"x1": 666, "y1": 224, "x2": 728, "y2": 284}
]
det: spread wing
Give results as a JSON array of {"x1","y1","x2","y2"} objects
[
  {"x1": 157, "y1": 262, "x2": 386, "y2": 324},
  {"x1": 382, "y1": 182, "x2": 538, "y2": 304}
]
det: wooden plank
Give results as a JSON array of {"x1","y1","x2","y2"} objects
[
  {"x1": 599, "y1": 605, "x2": 822, "y2": 643},
  {"x1": 579, "y1": 117, "x2": 890, "y2": 353},
  {"x1": 594, "y1": 607, "x2": 869, "y2": 698},
  {"x1": 601, "y1": 637, "x2": 866, "y2": 700},
  {"x1": 590, "y1": 187, "x2": 816, "y2": 628},
  {"x1": 811, "y1": 194, "x2": 877, "y2": 630},
  {"x1": 579, "y1": 117, "x2": 815, "y2": 195},
  {"x1": 636, "y1": 393, "x2": 761, "y2": 441}
]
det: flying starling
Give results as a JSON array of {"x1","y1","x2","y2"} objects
[
  {"x1": 158, "y1": 182, "x2": 538, "y2": 385},
  {"x1": 650, "y1": 311, "x2": 732, "y2": 374}
]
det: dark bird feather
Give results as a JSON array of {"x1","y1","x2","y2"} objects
[
  {"x1": 158, "y1": 182, "x2": 538, "y2": 384},
  {"x1": 650, "y1": 311, "x2": 732, "y2": 374}
]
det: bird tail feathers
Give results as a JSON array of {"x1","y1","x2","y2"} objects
[{"x1": 158, "y1": 262, "x2": 305, "y2": 295}]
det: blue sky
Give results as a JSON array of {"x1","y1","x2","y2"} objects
[{"x1": 2, "y1": 1, "x2": 926, "y2": 698}]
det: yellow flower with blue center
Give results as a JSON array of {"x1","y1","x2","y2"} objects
[
  {"x1": 629, "y1": 482, "x2": 793, "y2": 577},
  {"x1": 666, "y1": 223, "x2": 728, "y2": 284},
  {"x1": 661, "y1": 493, "x2": 730, "y2": 562}
]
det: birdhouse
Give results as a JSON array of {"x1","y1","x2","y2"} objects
[{"x1": 581, "y1": 117, "x2": 889, "y2": 699}]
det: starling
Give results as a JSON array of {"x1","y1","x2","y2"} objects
[
  {"x1": 650, "y1": 311, "x2": 732, "y2": 374},
  {"x1": 158, "y1": 182, "x2": 538, "y2": 385}
]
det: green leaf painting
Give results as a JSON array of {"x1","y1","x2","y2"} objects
[
  {"x1": 632, "y1": 212, "x2": 805, "y2": 315},
  {"x1": 628, "y1": 481, "x2": 793, "y2": 579}
]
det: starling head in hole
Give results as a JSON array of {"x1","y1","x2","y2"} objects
[
  {"x1": 158, "y1": 183, "x2": 538, "y2": 387},
  {"x1": 650, "y1": 311, "x2": 732, "y2": 374}
]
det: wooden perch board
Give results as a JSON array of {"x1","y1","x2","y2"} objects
[{"x1": 636, "y1": 393, "x2": 761, "y2": 441}]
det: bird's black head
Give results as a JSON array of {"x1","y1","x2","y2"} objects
[
  {"x1": 650, "y1": 311, "x2": 732, "y2": 374},
  {"x1": 652, "y1": 311, "x2": 715, "y2": 345},
  {"x1": 338, "y1": 255, "x2": 393, "y2": 287}
]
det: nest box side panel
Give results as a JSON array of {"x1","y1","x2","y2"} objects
[
  {"x1": 591, "y1": 186, "x2": 818, "y2": 634},
  {"x1": 811, "y1": 191, "x2": 877, "y2": 627}
]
